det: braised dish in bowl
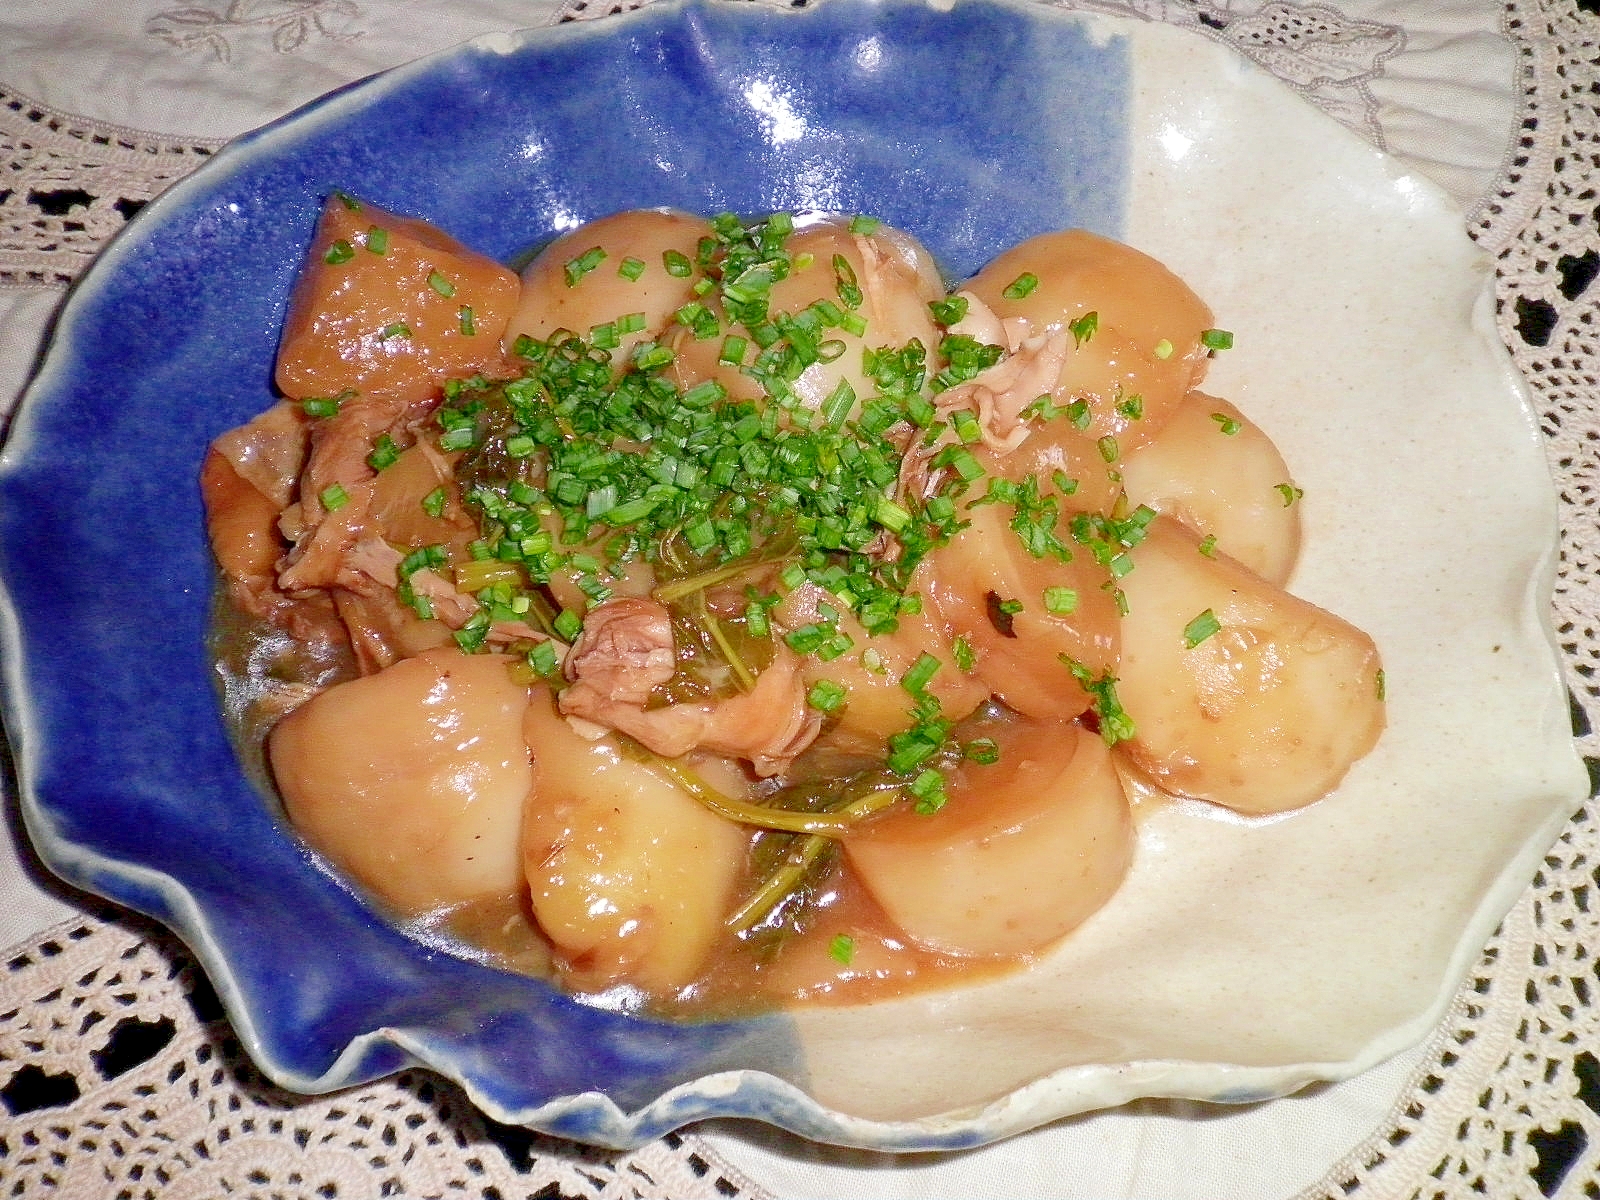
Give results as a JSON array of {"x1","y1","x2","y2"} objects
[{"x1": 0, "y1": 0, "x2": 1584, "y2": 1151}]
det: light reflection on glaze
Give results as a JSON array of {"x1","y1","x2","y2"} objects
[{"x1": 742, "y1": 78, "x2": 808, "y2": 144}]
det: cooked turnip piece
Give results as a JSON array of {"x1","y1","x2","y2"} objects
[
  {"x1": 845, "y1": 722, "x2": 1132, "y2": 958},
  {"x1": 922, "y1": 502, "x2": 1120, "y2": 720},
  {"x1": 521, "y1": 689, "x2": 746, "y2": 995},
  {"x1": 506, "y1": 208, "x2": 714, "y2": 368},
  {"x1": 276, "y1": 194, "x2": 519, "y2": 404},
  {"x1": 667, "y1": 213, "x2": 944, "y2": 423},
  {"x1": 970, "y1": 410, "x2": 1122, "y2": 519},
  {"x1": 964, "y1": 228, "x2": 1214, "y2": 451},
  {"x1": 1120, "y1": 392, "x2": 1301, "y2": 586},
  {"x1": 778, "y1": 583, "x2": 989, "y2": 741},
  {"x1": 269, "y1": 647, "x2": 532, "y2": 914},
  {"x1": 1115, "y1": 518, "x2": 1384, "y2": 813}
]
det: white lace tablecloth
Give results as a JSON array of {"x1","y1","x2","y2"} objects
[{"x1": 2, "y1": 1, "x2": 1597, "y2": 1196}]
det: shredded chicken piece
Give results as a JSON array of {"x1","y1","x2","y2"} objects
[
  {"x1": 211, "y1": 400, "x2": 310, "y2": 508},
  {"x1": 562, "y1": 597, "x2": 677, "y2": 705},
  {"x1": 946, "y1": 288, "x2": 1007, "y2": 347},
  {"x1": 940, "y1": 330, "x2": 1071, "y2": 453},
  {"x1": 341, "y1": 538, "x2": 480, "y2": 626},
  {"x1": 559, "y1": 597, "x2": 821, "y2": 776},
  {"x1": 276, "y1": 391, "x2": 423, "y2": 592}
]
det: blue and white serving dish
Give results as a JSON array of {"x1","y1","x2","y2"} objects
[{"x1": 0, "y1": 0, "x2": 1586, "y2": 1151}]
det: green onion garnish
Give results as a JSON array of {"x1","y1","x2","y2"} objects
[
  {"x1": 1183, "y1": 608, "x2": 1221, "y2": 648},
  {"x1": 1044, "y1": 586, "x2": 1078, "y2": 615},
  {"x1": 1002, "y1": 272, "x2": 1040, "y2": 300},
  {"x1": 807, "y1": 679, "x2": 848, "y2": 713},
  {"x1": 564, "y1": 246, "x2": 606, "y2": 286}
]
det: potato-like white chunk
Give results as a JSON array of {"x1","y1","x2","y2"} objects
[
  {"x1": 277, "y1": 196, "x2": 519, "y2": 405},
  {"x1": 778, "y1": 583, "x2": 989, "y2": 741},
  {"x1": 965, "y1": 229, "x2": 1214, "y2": 451},
  {"x1": 846, "y1": 722, "x2": 1132, "y2": 958},
  {"x1": 1115, "y1": 518, "x2": 1385, "y2": 813},
  {"x1": 667, "y1": 213, "x2": 943, "y2": 421},
  {"x1": 269, "y1": 647, "x2": 532, "y2": 915},
  {"x1": 921, "y1": 502, "x2": 1119, "y2": 720},
  {"x1": 971, "y1": 412, "x2": 1122, "y2": 520},
  {"x1": 1120, "y1": 392, "x2": 1301, "y2": 586},
  {"x1": 521, "y1": 690, "x2": 745, "y2": 996},
  {"x1": 505, "y1": 209, "x2": 714, "y2": 367}
]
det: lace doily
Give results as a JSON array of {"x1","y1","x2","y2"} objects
[
  {"x1": 0, "y1": 912, "x2": 763, "y2": 1199},
  {"x1": 2, "y1": 0, "x2": 1598, "y2": 1195},
  {"x1": 0, "y1": 91, "x2": 221, "y2": 289}
]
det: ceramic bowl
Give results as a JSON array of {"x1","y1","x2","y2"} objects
[{"x1": 0, "y1": 0, "x2": 1585, "y2": 1152}]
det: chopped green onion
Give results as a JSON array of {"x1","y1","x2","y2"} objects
[
  {"x1": 618, "y1": 256, "x2": 647, "y2": 281},
  {"x1": 323, "y1": 240, "x2": 355, "y2": 265},
  {"x1": 807, "y1": 679, "x2": 848, "y2": 713},
  {"x1": 427, "y1": 270, "x2": 456, "y2": 297},
  {"x1": 458, "y1": 305, "x2": 476, "y2": 336},
  {"x1": 1060, "y1": 656, "x2": 1136, "y2": 745},
  {"x1": 828, "y1": 934, "x2": 856, "y2": 965},
  {"x1": 1043, "y1": 586, "x2": 1078, "y2": 615},
  {"x1": 1002, "y1": 272, "x2": 1040, "y2": 300},
  {"x1": 367, "y1": 434, "x2": 400, "y2": 472},
  {"x1": 365, "y1": 227, "x2": 389, "y2": 255},
  {"x1": 951, "y1": 409, "x2": 983, "y2": 445},
  {"x1": 909, "y1": 768, "x2": 947, "y2": 814},
  {"x1": 319, "y1": 483, "x2": 350, "y2": 511},
  {"x1": 1152, "y1": 338, "x2": 1173, "y2": 360},
  {"x1": 1068, "y1": 311, "x2": 1098, "y2": 347},
  {"x1": 833, "y1": 254, "x2": 863, "y2": 310},
  {"x1": 952, "y1": 636, "x2": 976, "y2": 673},
  {"x1": 900, "y1": 652, "x2": 941, "y2": 695},
  {"x1": 1201, "y1": 328, "x2": 1234, "y2": 351},
  {"x1": 378, "y1": 321, "x2": 411, "y2": 340},
  {"x1": 552, "y1": 609, "x2": 582, "y2": 642},
  {"x1": 930, "y1": 295, "x2": 969, "y2": 326},
  {"x1": 1211, "y1": 412, "x2": 1242, "y2": 436},
  {"x1": 1275, "y1": 482, "x2": 1304, "y2": 506},
  {"x1": 873, "y1": 496, "x2": 912, "y2": 534},
  {"x1": 422, "y1": 486, "x2": 448, "y2": 518},
  {"x1": 964, "y1": 737, "x2": 1000, "y2": 765},
  {"x1": 662, "y1": 248, "x2": 693, "y2": 277},
  {"x1": 300, "y1": 393, "x2": 345, "y2": 419},
  {"x1": 564, "y1": 246, "x2": 606, "y2": 286},
  {"x1": 527, "y1": 641, "x2": 561, "y2": 678},
  {"x1": 1197, "y1": 533, "x2": 1219, "y2": 558},
  {"x1": 1183, "y1": 608, "x2": 1222, "y2": 648}
]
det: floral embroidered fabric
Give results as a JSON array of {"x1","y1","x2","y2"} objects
[{"x1": 1, "y1": 0, "x2": 1597, "y2": 1195}]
